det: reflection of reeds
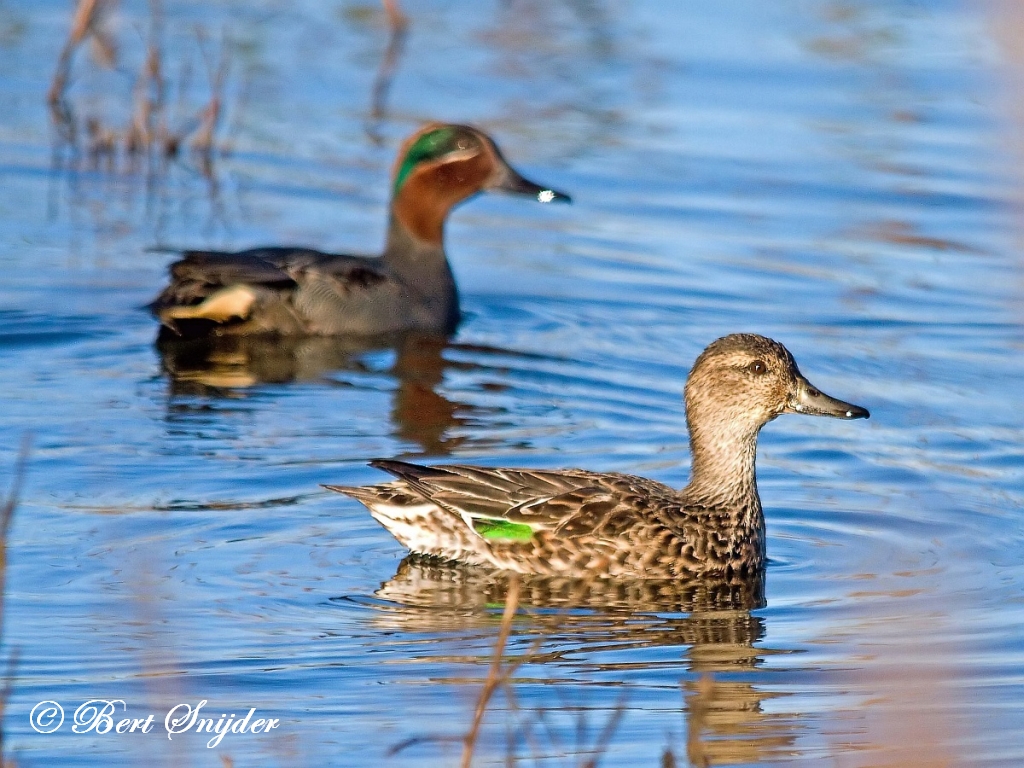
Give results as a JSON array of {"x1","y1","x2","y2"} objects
[{"x1": 49, "y1": 0, "x2": 237, "y2": 176}]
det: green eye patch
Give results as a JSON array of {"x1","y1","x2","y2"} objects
[{"x1": 393, "y1": 127, "x2": 462, "y2": 194}]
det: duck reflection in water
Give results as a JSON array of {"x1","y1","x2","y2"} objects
[
  {"x1": 346, "y1": 557, "x2": 801, "y2": 765},
  {"x1": 157, "y1": 332, "x2": 513, "y2": 455}
]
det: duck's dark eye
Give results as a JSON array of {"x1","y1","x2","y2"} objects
[{"x1": 748, "y1": 360, "x2": 767, "y2": 376}]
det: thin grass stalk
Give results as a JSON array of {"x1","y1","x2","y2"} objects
[{"x1": 461, "y1": 576, "x2": 520, "y2": 768}]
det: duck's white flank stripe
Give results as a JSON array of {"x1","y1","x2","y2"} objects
[{"x1": 366, "y1": 502, "x2": 454, "y2": 554}]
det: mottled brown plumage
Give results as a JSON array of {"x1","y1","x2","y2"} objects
[{"x1": 326, "y1": 334, "x2": 869, "y2": 578}]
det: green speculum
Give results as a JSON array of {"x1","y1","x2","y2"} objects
[
  {"x1": 393, "y1": 127, "x2": 458, "y2": 194},
  {"x1": 472, "y1": 518, "x2": 534, "y2": 541}
]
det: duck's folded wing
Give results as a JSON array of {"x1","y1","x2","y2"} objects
[
  {"x1": 151, "y1": 247, "x2": 389, "y2": 324},
  {"x1": 152, "y1": 249, "x2": 298, "y2": 312},
  {"x1": 158, "y1": 247, "x2": 389, "y2": 298},
  {"x1": 506, "y1": 486, "x2": 636, "y2": 539},
  {"x1": 369, "y1": 460, "x2": 629, "y2": 541},
  {"x1": 173, "y1": 249, "x2": 305, "y2": 285}
]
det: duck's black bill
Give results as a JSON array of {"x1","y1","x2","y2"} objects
[
  {"x1": 490, "y1": 166, "x2": 572, "y2": 203},
  {"x1": 788, "y1": 375, "x2": 869, "y2": 420}
]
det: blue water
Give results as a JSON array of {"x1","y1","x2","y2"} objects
[{"x1": 1, "y1": 0, "x2": 1023, "y2": 765}]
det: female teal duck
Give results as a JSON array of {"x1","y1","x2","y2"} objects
[
  {"x1": 151, "y1": 123, "x2": 570, "y2": 339},
  {"x1": 326, "y1": 334, "x2": 869, "y2": 578}
]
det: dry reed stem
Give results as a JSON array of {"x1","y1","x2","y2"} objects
[
  {"x1": 51, "y1": 0, "x2": 234, "y2": 175},
  {"x1": 0, "y1": 437, "x2": 29, "y2": 763},
  {"x1": 126, "y1": 40, "x2": 161, "y2": 154},
  {"x1": 191, "y1": 27, "x2": 229, "y2": 158},
  {"x1": 0, "y1": 438, "x2": 28, "y2": 636},
  {"x1": 368, "y1": 17, "x2": 407, "y2": 123},
  {"x1": 382, "y1": 0, "x2": 407, "y2": 31},
  {"x1": 48, "y1": 0, "x2": 106, "y2": 107},
  {"x1": 366, "y1": 0, "x2": 409, "y2": 143},
  {"x1": 384, "y1": 578, "x2": 526, "y2": 761},
  {"x1": 578, "y1": 694, "x2": 626, "y2": 768},
  {"x1": 385, "y1": 576, "x2": 631, "y2": 766},
  {"x1": 48, "y1": 0, "x2": 109, "y2": 142},
  {"x1": 460, "y1": 576, "x2": 520, "y2": 768}
]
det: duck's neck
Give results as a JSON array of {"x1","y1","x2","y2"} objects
[
  {"x1": 387, "y1": 178, "x2": 456, "y2": 249},
  {"x1": 382, "y1": 215, "x2": 459, "y2": 327},
  {"x1": 383, "y1": 213, "x2": 447, "y2": 263},
  {"x1": 683, "y1": 420, "x2": 762, "y2": 509},
  {"x1": 682, "y1": 420, "x2": 766, "y2": 568}
]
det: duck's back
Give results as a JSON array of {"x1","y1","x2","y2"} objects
[{"x1": 151, "y1": 246, "x2": 457, "y2": 338}]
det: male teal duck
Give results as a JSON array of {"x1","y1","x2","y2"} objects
[
  {"x1": 151, "y1": 123, "x2": 570, "y2": 339},
  {"x1": 326, "y1": 334, "x2": 869, "y2": 578}
]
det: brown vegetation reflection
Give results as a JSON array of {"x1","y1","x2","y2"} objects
[
  {"x1": 156, "y1": 333, "x2": 533, "y2": 456},
  {"x1": 351, "y1": 558, "x2": 805, "y2": 765}
]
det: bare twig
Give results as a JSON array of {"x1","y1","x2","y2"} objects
[
  {"x1": 0, "y1": 648, "x2": 20, "y2": 766},
  {"x1": 85, "y1": 115, "x2": 116, "y2": 166},
  {"x1": 368, "y1": 16, "x2": 407, "y2": 120},
  {"x1": 164, "y1": 56, "x2": 194, "y2": 158}
]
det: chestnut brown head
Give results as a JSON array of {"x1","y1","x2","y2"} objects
[{"x1": 390, "y1": 123, "x2": 570, "y2": 244}]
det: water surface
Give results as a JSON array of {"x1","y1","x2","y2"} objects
[{"x1": 1, "y1": 0, "x2": 1023, "y2": 765}]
